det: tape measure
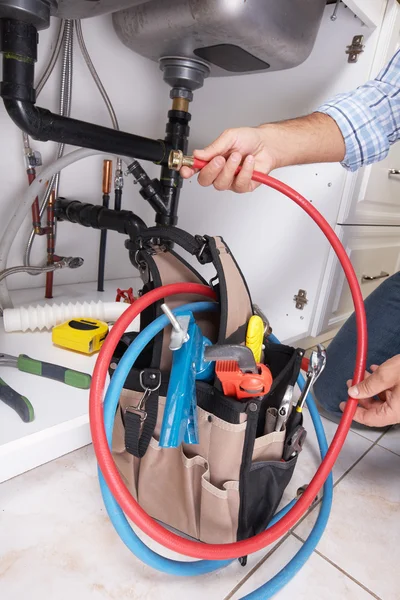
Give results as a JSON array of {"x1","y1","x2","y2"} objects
[{"x1": 52, "y1": 318, "x2": 109, "y2": 355}]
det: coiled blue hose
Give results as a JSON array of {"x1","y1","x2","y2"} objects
[{"x1": 98, "y1": 308, "x2": 333, "y2": 598}]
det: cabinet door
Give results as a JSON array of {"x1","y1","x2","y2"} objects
[
  {"x1": 345, "y1": 0, "x2": 389, "y2": 29},
  {"x1": 345, "y1": 0, "x2": 400, "y2": 225},
  {"x1": 312, "y1": 225, "x2": 400, "y2": 335}
]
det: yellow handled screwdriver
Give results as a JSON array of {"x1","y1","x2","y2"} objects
[{"x1": 246, "y1": 315, "x2": 265, "y2": 363}]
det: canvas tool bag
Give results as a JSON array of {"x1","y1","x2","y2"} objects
[{"x1": 111, "y1": 228, "x2": 304, "y2": 546}]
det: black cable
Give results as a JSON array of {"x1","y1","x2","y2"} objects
[
  {"x1": 114, "y1": 187, "x2": 122, "y2": 211},
  {"x1": 97, "y1": 193, "x2": 109, "y2": 292}
]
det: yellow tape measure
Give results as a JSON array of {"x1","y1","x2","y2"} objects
[{"x1": 52, "y1": 318, "x2": 109, "y2": 355}]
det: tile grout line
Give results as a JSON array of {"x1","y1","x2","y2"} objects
[
  {"x1": 292, "y1": 426, "x2": 389, "y2": 536},
  {"x1": 332, "y1": 427, "x2": 392, "y2": 489},
  {"x1": 222, "y1": 532, "x2": 293, "y2": 600},
  {"x1": 350, "y1": 425, "x2": 391, "y2": 443},
  {"x1": 292, "y1": 532, "x2": 382, "y2": 600},
  {"x1": 375, "y1": 443, "x2": 400, "y2": 458},
  {"x1": 290, "y1": 429, "x2": 391, "y2": 599},
  {"x1": 223, "y1": 425, "x2": 394, "y2": 599}
]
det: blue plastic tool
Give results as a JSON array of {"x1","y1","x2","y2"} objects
[{"x1": 159, "y1": 310, "x2": 214, "y2": 448}]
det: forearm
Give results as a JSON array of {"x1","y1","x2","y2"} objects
[{"x1": 258, "y1": 113, "x2": 346, "y2": 170}]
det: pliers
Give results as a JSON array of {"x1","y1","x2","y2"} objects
[{"x1": 0, "y1": 352, "x2": 92, "y2": 423}]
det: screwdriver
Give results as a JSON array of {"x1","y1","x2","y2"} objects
[
  {"x1": 0, "y1": 353, "x2": 92, "y2": 389},
  {"x1": 246, "y1": 315, "x2": 264, "y2": 363}
]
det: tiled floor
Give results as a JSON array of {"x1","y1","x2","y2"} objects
[{"x1": 1, "y1": 416, "x2": 399, "y2": 599}]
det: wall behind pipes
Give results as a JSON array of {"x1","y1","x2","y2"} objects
[{"x1": 0, "y1": 4, "x2": 386, "y2": 340}]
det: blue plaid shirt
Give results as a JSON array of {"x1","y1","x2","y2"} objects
[{"x1": 317, "y1": 50, "x2": 400, "y2": 171}]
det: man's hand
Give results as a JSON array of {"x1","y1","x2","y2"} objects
[
  {"x1": 180, "y1": 113, "x2": 345, "y2": 193},
  {"x1": 180, "y1": 126, "x2": 277, "y2": 193},
  {"x1": 340, "y1": 356, "x2": 400, "y2": 427}
]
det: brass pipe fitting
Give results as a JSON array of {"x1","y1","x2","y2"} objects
[
  {"x1": 168, "y1": 149, "x2": 195, "y2": 171},
  {"x1": 172, "y1": 97, "x2": 190, "y2": 112}
]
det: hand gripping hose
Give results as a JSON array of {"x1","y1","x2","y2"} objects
[
  {"x1": 90, "y1": 166, "x2": 367, "y2": 560},
  {"x1": 98, "y1": 305, "x2": 332, "y2": 598}
]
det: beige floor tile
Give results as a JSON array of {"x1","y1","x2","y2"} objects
[
  {"x1": 279, "y1": 407, "x2": 372, "y2": 508},
  {"x1": 230, "y1": 535, "x2": 374, "y2": 599},
  {"x1": 0, "y1": 446, "x2": 275, "y2": 600},
  {"x1": 377, "y1": 425, "x2": 400, "y2": 456},
  {"x1": 294, "y1": 445, "x2": 400, "y2": 600}
]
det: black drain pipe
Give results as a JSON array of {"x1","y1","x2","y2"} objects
[{"x1": 0, "y1": 18, "x2": 170, "y2": 165}]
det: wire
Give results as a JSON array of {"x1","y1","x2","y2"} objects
[
  {"x1": 24, "y1": 18, "x2": 123, "y2": 271},
  {"x1": 75, "y1": 19, "x2": 119, "y2": 131},
  {"x1": 36, "y1": 19, "x2": 65, "y2": 97},
  {"x1": 0, "y1": 148, "x2": 113, "y2": 313},
  {"x1": 89, "y1": 160, "x2": 367, "y2": 559},
  {"x1": 24, "y1": 19, "x2": 74, "y2": 270},
  {"x1": 0, "y1": 264, "x2": 61, "y2": 283},
  {"x1": 75, "y1": 19, "x2": 122, "y2": 176}
]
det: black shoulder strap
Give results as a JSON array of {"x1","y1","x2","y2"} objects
[{"x1": 123, "y1": 368, "x2": 161, "y2": 459}]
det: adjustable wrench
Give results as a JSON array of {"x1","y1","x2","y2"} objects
[{"x1": 296, "y1": 344, "x2": 327, "y2": 413}]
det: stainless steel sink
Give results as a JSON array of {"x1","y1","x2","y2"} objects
[
  {"x1": 112, "y1": 0, "x2": 327, "y2": 76},
  {"x1": 0, "y1": 0, "x2": 326, "y2": 76}
]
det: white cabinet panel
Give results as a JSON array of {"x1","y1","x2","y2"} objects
[
  {"x1": 344, "y1": 0, "x2": 400, "y2": 225},
  {"x1": 351, "y1": 150, "x2": 400, "y2": 225},
  {"x1": 311, "y1": 225, "x2": 400, "y2": 335},
  {"x1": 345, "y1": 0, "x2": 388, "y2": 29}
]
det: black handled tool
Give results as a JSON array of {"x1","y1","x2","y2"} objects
[
  {"x1": 0, "y1": 353, "x2": 92, "y2": 389},
  {"x1": 0, "y1": 377, "x2": 34, "y2": 422}
]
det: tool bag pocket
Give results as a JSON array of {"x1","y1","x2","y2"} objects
[
  {"x1": 111, "y1": 343, "x2": 303, "y2": 544},
  {"x1": 138, "y1": 436, "x2": 208, "y2": 540},
  {"x1": 241, "y1": 456, "x2": 298, "y2": 538}
]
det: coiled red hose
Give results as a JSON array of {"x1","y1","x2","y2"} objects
[{"x1": 90, "y1": 164, "x2": 367, "y2": 560}]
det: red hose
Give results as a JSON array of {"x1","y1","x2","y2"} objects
[{"x1": 90, "y1": 166, "x2": 367, "y2": 560}]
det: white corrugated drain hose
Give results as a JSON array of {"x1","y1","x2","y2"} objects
[{"x1": 3, "y1": 301, "x2": 129, "y2": 332}]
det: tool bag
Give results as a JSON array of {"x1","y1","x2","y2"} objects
[{"x1": 110, "y1": 228, "x2": 304, "y2": 545}]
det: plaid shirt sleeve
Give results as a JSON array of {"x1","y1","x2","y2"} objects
[{"x1": 316, "y1": 49, "x2": 400, "y2": 171}]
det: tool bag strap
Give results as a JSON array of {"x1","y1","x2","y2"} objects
[
  {"x1": 205, "y1": 236, "x2": 253, "y2": 344},
  {"x1": 123, "y1": 368, "x2": 161, "y2": 458},
  {"x1": 137, "y1": 226, "x2": 213, "y2": 264}
]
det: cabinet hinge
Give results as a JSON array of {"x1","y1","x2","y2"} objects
[
  {"x1": 294, "y1": 289, "x2": 308, "y2": 311},
  {"x1": 346, "y1": 35, "x2": 364, "y2": 63}
]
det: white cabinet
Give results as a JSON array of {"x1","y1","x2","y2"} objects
[
  {"x1": 350, "y1": 150, "x2": 400, "y2": 225},
  {"x1": 344, "y1": 0, "x2": 400, "y2": 226},
  {"x1": 313, "y1": 226, "x2": 400, "y2": 334},
  {"x1": 311, "y1": 0, "x2": 400, "y2": 339},
  {"x1": 345, "y1": 0, "x2": 389, "y2": 29}
]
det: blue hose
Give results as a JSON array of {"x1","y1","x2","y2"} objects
[{"x1": 98, "y1": 310, "x2": 333, "y2": 597}]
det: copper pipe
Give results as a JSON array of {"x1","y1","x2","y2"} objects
[
  {"x1": 27, "y1": 169, "x2": 45, "y2": 235},
  {"x1": 102, "y1": 159, "x2": 113, "y2": 195}
]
